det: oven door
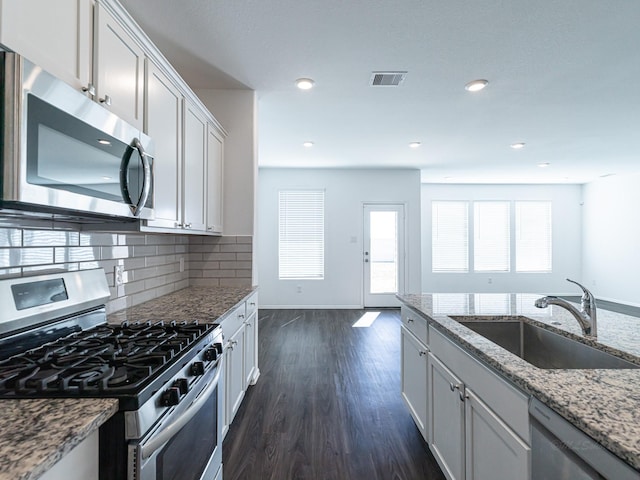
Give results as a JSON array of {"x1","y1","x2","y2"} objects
[{"x1": 132, "y1": 359, "x2": 224, "y2": 480}]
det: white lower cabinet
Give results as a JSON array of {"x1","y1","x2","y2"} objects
[
  {"x1": 225, "y1": 321, "x2": 245, "y2": 427},
  {"x1": 428, "y1": 353, "x2": 465, "y2": 480},
  {"x1": 40, "y1": 430, "x2": 98, "y2": 480},
  {"x1": 221, "y1": 292, "x2": 259, "y2": 437},
  {"x1": 401, "y1": 317, "x2": 531, "y2": 480},
  {"x1": 401, "y1": 325, "x2": 429, "y2": 440},
  {"x1": 464, "y1": 388, "x2": 530, "y2": 480}
]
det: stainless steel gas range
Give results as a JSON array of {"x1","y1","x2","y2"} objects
[{"x1": 0, "y1": 269, "x2": 224, "y2": 480}]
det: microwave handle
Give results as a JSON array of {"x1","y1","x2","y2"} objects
[{"x1": 120, "y1": 138, "x2": 152, "y2": 216}]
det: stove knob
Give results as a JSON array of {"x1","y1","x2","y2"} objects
[
  {"x1": 214, "y1": 342, "x2": 223, "y2": 355},
  {"x1": 161, "y1": 387, "x2": 181, "y2": 406},
  {"x1": 204, "y1": 348, "x2": 218, "y2": 361},
  {"x1": 173, "y1": 378, "x2": 189, "y2": 395},
  {"x1": 191, "y1": 361, "x2": 205, "y2": 376}
]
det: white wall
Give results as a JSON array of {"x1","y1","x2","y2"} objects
[
  {"x1": 258, "y1": 168, "x2": 422, "y2": 308},
  {"x1": 582, "y1": 173, "x2": 640, "y2": 306},
  {"x1": 421, "y1": 184, "x2": 583, "y2": 294},
  {"x1": 195, "y1": 89, "x2": 256, "y2": 236}
]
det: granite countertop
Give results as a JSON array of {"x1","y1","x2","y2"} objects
[
  {"x1": 397, "y1": 293, "x2": 640, "y2": 470},
  {"x1": 0, "y1": 285, "x2": 257, "y2": 480},
  {"x1": 0, "y1": 398, "x2": 118, "y2": 480},
  {"x1": 107, "y1": 285, "x2": 257, "y2": 324}
]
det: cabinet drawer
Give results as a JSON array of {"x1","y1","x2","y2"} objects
[
  {"x1": 245, "y1": 292, "x2": 258, "y2": 318},
  {"x1": 401, "y1": 307, "x2": 428, "y2": 345},
  {"x1": 220, "y1": 303, "x2": 246, "y2": 338},
  {"x1": 429, "y1": 326, "x2": 530, "y2": 442}
]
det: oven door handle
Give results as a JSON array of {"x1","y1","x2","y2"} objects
[{"x1": 140, "y1": 366, "x2": 221, "y2": 460}]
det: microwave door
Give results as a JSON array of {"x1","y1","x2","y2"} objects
[{"x1": 23, "y1": 92, "x2": 152, "y2": 218}]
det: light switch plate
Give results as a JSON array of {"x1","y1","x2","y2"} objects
[{"x1": 114, "y1": 265, "x2": 124, "y2": 286}]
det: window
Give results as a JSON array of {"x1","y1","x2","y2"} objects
[
  {"x1": 431, "y1": 200, "x2": 552, "y2": 274},
  {"x1": 432, "y1": 201, "x2": 469, "y2": 272},
  {"x1": 278, "y1": 190, "x2": 325, "y2": 279},
  {"x1": 516, "y1": 201, "x2": 552, "y2": 272},
  {"x1": 474, "y1": 201, "x2": 510, "y2": 272}
]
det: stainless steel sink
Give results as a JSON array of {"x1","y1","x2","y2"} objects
[{"x1": 450, "y1": 317, "x2": 639, "y2": 369}]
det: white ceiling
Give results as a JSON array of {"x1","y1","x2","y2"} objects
[{"x1": 119, "y1": 0, "x2": 640, "y2": 184}]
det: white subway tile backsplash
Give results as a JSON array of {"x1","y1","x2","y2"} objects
[{"x1": 0, "y1": 224, "x2": 253, "y2": 310}]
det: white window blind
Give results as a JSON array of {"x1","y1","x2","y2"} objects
[
  {"x1": 474, "y1": 202, "x2": 510, "y2": 272},
  {"x1": 516, "y1": 201, "x2": 552, "y2": 272},
  {"x1": 278, "y1": 190, "x2": 325, "y2": 280},
  {"x1": 432, "y1": 201, "x2": 469, "y2": 272}
]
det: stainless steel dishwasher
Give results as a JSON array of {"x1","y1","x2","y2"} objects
[{"x1": 529, "y1": 398, "x2": 640, "y2": 480}]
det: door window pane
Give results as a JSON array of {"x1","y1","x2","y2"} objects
[{"x1": 369, "y1": 211, "x2": 398, "y2": 293}]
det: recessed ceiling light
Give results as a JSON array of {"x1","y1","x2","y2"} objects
[
  {"x1": 464, "y1": 79, "x2": 489, "y2": 92},
  {"x1": 409, "y1": 142, "x2": 421, "y2": 148},
  {"x1": 97, "y1": 139, "x2": 111, "y2": 145},
  {"x1": 102, "y1": 176, "x2": 112, "y2": 180},
  {"x1": 510, "y1": 142, "x2": 525, "y2": 149},
  {"x1": 599, "y1": 173, "x2": 615, "y2": 178},
  {"x1": 537, "y1": 162, "x2": 550, "y2": 168},
  {"x1": 303, "y1": 141, "x2": 314, "y2": 147},
  {"x1": 295, "y1": 78, "x2": 315, "y2": 90}
]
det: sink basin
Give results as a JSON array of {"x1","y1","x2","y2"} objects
[{"x1": 450, "y1": 317, "x2": 639, "y2": 369}]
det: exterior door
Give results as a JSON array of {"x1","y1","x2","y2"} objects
[{"x1": 363, "y1": 204, "x2": 405, "y2": 307}]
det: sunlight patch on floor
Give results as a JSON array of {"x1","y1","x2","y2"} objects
[{"x1": 352, "y1": 311, "x2": 380, "y2": 328}]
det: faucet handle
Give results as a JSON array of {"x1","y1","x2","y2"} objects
[{"x1": 566, "y1": 278, "x2": 596, "y2": 306}]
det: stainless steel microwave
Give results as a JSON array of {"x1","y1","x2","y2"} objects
[{"x1": 0, "y1": 52, "x2": 154, "y2": 221}]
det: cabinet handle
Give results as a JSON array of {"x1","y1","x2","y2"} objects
[
  {"x1": 460, "y1": 390, "x2": 467, "y2": 402},
  {"x1": 82, "y1": 83, "x2": 96, "y2": 97},
  {"x1": 239, "y1": 314, "x2": 245, "y2": 319},
  {"x1": 185, "y1": 223, "x2": 192, "y2": 229},
  {"x1": 250, "y1": 302, "x2": 256, "y2": 306},
  {"x1": 449, "y1": 382, "x2": 455, "y2": 392},
  {"x1": 99, "y1": 94, "x2": 112, "y2": 106},
  {"x1": 418, "y1": 350, "x2": 427, "y2": 357},
  {"x1": 407, "y1": 318, "x2": 414, "y2": 323}
]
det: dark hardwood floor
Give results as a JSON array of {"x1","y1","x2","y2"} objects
[{"x1": 222, "y1": 309, "x2": 446, "y2": 480}]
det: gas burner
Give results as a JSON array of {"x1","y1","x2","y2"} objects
[{"x1": 0, "y1": 321, "x2": 218, "y2": 398}]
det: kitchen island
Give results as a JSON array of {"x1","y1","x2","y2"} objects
[{"x1": 398, "y1": 293, "x2": 640, "y2": 473}]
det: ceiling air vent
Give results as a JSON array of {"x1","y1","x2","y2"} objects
[{"x1": 370, "y1": 71, "x2": 407, "y2": 87}]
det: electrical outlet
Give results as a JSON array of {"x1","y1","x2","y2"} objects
[
  {"x1": 179, "y1": 258, "x2": 185, "y2": 272},
  {"x1": 114, "y1": 265, "x2": 124, "y2": 286},
  {"x1": 296, "y1": 285, "x2": 302, "y2": 293},
  {"x1": 488, "y1": 277, "x2": 492, "y2": 284}
]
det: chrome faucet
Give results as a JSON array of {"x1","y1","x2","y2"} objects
[{"x1": 534, "y1": 278, "x2": 597, "y2": 337}]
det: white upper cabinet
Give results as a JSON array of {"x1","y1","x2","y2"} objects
[
  {"x1": 0, "y1": 0, "x2": 226, "y2": 233},
  {"x1": 145, "y1": 60, "x2": 182, "y2": 229},
  {"x1": 183, "y1": 102, "x2": 208, "y2": 232},
  {"x1": 0, "y1": 0, "x2": 93, "y2": 90},
  {"x1": 93, "y1": 2, "x2": 144, "y2": 129},
  {"x1": 206, "y1": 125, "x2": 224, "y2": 235}
]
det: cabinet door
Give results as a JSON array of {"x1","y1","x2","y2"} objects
[
  {"x1": 243, "y1": 311, "x2": 257, "y2": 388},
  {"x1": 206, "y1": 124, "x2": 224, "y2": 234},
  {"x1": 183, "y1": 102, "x2": 207, "y2": 231},
  {"x1": 94, "y1": 2, "x2": 144, "y2": 129},
  {"x1": 429, "y1": 353, "x2": 465, "y2": 480},
  {"x1": 465, "y1": 389, "x2": 530, "y2": 480},
  {"x1": 225, "y1": 325, "x2": 245, "y2": 426},
  {"x1": 0, "y1": 0, "x2": 92, "y2": 90},
  {"x1": 145, "y1": 60, "x2": 182, "y2": 229},
  {"x1": 401, "y1": 325, "x2": 428, "y2": 440}
]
